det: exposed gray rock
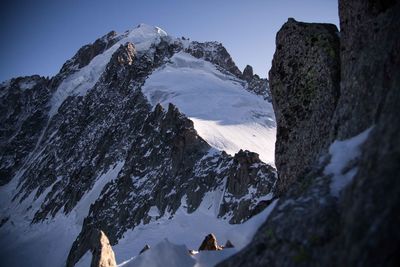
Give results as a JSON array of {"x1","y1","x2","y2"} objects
[
  {"x1": 218, "y1": 1, "x2": 400, "y2": 267},
  {"x1": 269, "y1": 18, "x2": 340, "y2": 195}
]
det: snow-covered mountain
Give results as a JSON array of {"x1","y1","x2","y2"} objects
[{"x1": 0, "y1": 24, "x2": 276, "y2": 267}]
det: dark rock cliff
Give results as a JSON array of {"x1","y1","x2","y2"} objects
[{"x1": 219, "y1": 1, "x2": 400, "y2": 266}]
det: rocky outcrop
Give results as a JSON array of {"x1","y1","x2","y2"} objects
[
  {"x1": 198, "y1": 233, "x2": 222, "y2": 251},
  {"x1": 185, "y1": 41, "x2": 242, "y2": 77},
  {"x1": 66, "y1": 228, "x2": 116, "y2": 267},
  {"x1": 242, "y1": 65, "x2": 254, "y2": 82},
  {"x1": 241, "y1": 65, "x2": 271, "y2": 101},
  {"x1": 218, "y1": 1, "x2": 400, "y2": 266},
  {"x1": 112, "y1": 42, "x2": 136, "y2": 66},
  {"x1": 220, "y1": 150, "x2": 276, "y2": 223},
  {"x1": 270, "y1": 18, "x2": 340, "y2": 195}
]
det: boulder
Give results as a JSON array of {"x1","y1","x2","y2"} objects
[{"x1": 198, "y1": 233, "x2": 222, "y2": 251}]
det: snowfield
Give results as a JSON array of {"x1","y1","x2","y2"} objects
[{"x1": 142, "y1": 52, "x2": 276, "y2": 165}]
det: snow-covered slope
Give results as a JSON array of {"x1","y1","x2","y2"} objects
[
  {"x1": 142, "y1": 52, "x2": 276, "y2": 165},
  {"x1": 117, "y1": 200, "x2": 278, "y2": 267}
]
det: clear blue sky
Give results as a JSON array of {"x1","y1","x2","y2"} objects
[{"x1": 0, "y1": 0, "x2": 339, "y2": 82}]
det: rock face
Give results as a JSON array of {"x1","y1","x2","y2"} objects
[
  {"x1": 332, "y1": 0, "x2": 400, "y2": 140},
  {"x1": 0, "y1": 75, "x2": 51, "y2": 185},
  {"x1": 198, "y1": 233, "x2": 222, "y2": 251},
  {"x1": 269, "y1": 18, "x2": 340, "y2": 195},
  {"x1": 330, "y1": 1, "x2": 400, "y2": 265},
  {"x1": 66, "y1": 229, "x2": 116, "y2": 267},
  {"x1": 218, "y1": 1, "x2": 400, "y2": 267}
]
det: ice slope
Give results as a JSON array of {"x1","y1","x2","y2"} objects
[{"x1": 142, "y1": 52, "x2": 276, "y2": 165}]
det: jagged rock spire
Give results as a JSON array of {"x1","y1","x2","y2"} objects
[{"x1": 242, "y1": 65, "x2": 254, "y2": 82}]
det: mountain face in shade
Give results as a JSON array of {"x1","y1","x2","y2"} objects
[{"x1": 0, "y1": 24, "x2": 276, "y2": 267}]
